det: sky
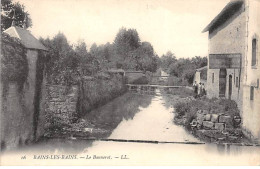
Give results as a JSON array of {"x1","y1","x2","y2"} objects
[{"x1": 16, "y1": 0, "x2": 230, "y2": 58}]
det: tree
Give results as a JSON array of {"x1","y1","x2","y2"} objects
[
  {"x1": 160, "y1": 51, "x2": 177, "y2": 72},
  {"x1": 114, "y1": 27, "x2": 141, "y2": 56},
  {"x1": 1, "y1": 0, "x2": 32, "y2": 31},
  {"x1": 40, "y1": 33, "x2": 79, "y2": 84}
]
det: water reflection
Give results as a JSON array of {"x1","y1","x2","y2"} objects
[{"x1": 82, "y1": 92, "x2": 153, "y2": 137}]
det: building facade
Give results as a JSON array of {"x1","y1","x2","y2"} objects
[
  {"x1": 193, "y1": 66, "x2": 207, "y2": 87},
  {"x1": 203, "y1": 0, "x2": 260, "y2": 140}
]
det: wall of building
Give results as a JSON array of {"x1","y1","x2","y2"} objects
[
  {"x1": 207, "y1": 4, "x2": 246, "y2": 107},
  {"x1": 194, "y1": 70, "x2": 207, "y2": 90},
  {"x1": 1, "y1": 49, "x2": 46, "y2": 150},
  {"x1": 242, "y1": 0, "x2": 260, "y2": 141},
  {"x1": 207, "y1": 69, "x2": 220, "y2": 98}
]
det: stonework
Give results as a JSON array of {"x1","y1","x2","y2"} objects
[
  {"x1": 204, "y1": 0, "x2": 260, "y2": 141},
  {"x1": 45, "y1": 85, "x2": 79, "y2": 126}
]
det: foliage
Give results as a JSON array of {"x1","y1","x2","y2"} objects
[
  {"x1": 1, "y1": 0, "x2": 32, "y2": 31},
  {"x1": 174, "y1": 101, "x2": 190, "y2": 118},
  {"x1": 40, "y1": 28, "x2": 159, "y2": 85},
  {"x1": 40, "y1": 33, "x2": 81, "y2": 85},
  {"x1": 160, "y1": 51, "x2": 177, "y2": 71},
  {"x1": 1, "y1": 32, "x2": 28, "y2": 91},
  {"x1": 131, "y1": 76, "x2": 149, "y2": 84},
  {"x1": 112, "y1": 27, "x2": 159, "y2": 72},
  {"x1": 160, "y1": 53, "x2": 207, "y2": 85},
  {"x1": 165, "y1": 87, "x2": 194, "y2": 98}
]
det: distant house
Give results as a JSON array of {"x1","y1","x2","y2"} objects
[
  {"x1": 203, "y1": 0, "x2": 260, "y2": 140},
  {"x1": 193, "y1": 66, "x2": 207, "y2": 87}
]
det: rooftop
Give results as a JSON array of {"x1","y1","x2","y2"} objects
[
  {"x1": 202, "y1": 0, "x2": 244, "y2": 33},
  {"x1": 196, "y1": 66, "x2": 207, "y2": 72},
  {"x1": 3, "y1": 26, "x2": 47, "y2": 51}
]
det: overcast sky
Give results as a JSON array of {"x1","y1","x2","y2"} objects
[{"x1": 17, "y1": 0, "x2": 229, "y2": 58}]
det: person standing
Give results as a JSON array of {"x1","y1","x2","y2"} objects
[
  {"x1": 198, "y1": 82, "x2": 202, "y2": 96},
  {"x1": 193, "y1": 81, "x2": 198, "y2": 97}
]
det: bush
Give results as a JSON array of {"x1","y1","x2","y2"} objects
[
  {"x1": 174, "y1": 101, "x2": 190, "y2": 118},
  {"x1": 131, "y1": 76, "x2": 149, "y2": 84}
]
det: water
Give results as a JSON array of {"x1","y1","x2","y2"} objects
[{"x1": 1, "y1": 90, "x2": 260, "y2": 165}]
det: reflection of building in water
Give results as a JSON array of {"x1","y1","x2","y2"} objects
[{"x1": 203, "y1": 0, "x2": 260, "y2": 141}]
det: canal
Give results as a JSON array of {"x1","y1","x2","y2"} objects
[{"x1": 1, "y1": 90, "x2": 260, "y2": 165}]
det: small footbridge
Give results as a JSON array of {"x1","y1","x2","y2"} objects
[{"x1": 126, "y1": 84, "x2": 186, "y2": 94}]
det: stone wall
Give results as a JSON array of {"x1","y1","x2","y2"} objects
[
  {"x1": 45, "y1": 85, "x2": 78, "y2": 136},
  {"x1": 45, "y1": 73, "x2": 126, "y2": 135},
  {"x1": 78, "y1": 73, "x2": 126, "y2": 117},
  {"x1": 1, "y1": 49, "x2": 46, "y2": 151}
]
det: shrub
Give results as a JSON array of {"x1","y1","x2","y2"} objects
[
  {"x1": 131, "y1": 76, "x2": 149, "y2": 84},
  {"x1": 174, "y1": 101, "x2": 190, "y2": 118}
]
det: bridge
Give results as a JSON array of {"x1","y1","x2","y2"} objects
[{"x1": 126, "y1": 84, "x2": 186, "y2": 94}]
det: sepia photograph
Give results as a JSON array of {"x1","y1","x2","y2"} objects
[{"x1": 0, "y1": 0, "x2": 260, "y2": 166}]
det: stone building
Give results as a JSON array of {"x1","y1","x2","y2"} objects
[
  {"x1": 193, "y1": 66, "x2": 207, "y2": 87},
  {"x1": 1, "y1": 25, "x2": 47, "y2": 150},
  {"x1": 203, "y1": 0, "x2": 260, "y2": 140}
]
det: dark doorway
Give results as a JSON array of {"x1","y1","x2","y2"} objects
[
  {"x1": 219, "y1": 69, "x2": 227, "y2": 98},
  {"x1": 229, "y1": 75, "x2": 232, "y2": 99}
]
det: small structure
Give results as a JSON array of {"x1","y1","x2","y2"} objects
[
  {"x1": 1, "y1": 17, "x2": 48, "y2": 150},
  {"x1": 193, "y1": 66, "x2": 207, "y2": 87},
  {"x1": 203, "y1": 0, "x2": 260, "y2": 141}
]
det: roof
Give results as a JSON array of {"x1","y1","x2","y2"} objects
[
  {"x1": 196, "y1": 66, "x2": 207, "y2": 72},
  {"x1": 3, "y1": 26, "x2": 47, "y2": 51},
  {"x1": 202, "y1": 0, "x2": 244, "y2": 33}
]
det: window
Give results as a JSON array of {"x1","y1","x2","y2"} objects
[
  {"x1": 252, "y1": 38, "x2": 257, "y2": 67},
  {"x1": 236, "y1": 77, "x2": 239, "y2": 87},
  {"x1": 212, "y1": 73, "x2": 214, "y2": 83},
  {"x1": 250, "y1": 86, "x2": 254, "y2": 101}
]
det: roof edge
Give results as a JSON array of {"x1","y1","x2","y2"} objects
[{"x1": 202, "y1": 0, "x2": 244, "y2": 33}]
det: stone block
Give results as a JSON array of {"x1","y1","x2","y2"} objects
[
  {"x1": 214, "y1": 123, "x2": 225, "y2": 131},
  {"x1": 205, "y1": 114, "x2": 211, "y2": 121},
  {"x1": 202, "y1": 121, "x2": 214, "y2": 129},
  {"x1": 196, "y1": 113, "x2": 205, "y2": 125},
  {"x1": 211, "y1": 114, "x2": 219, "y2": 122},
  {"x1": 202, "y1": 110, "x2": 209, "y2": 114},
  {"x1": 219, "y1": 115, "x2": 232, "y2": 124}
]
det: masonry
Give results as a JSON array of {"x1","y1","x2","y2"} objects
[
  {"x1": 1, "y1": 28, "x2": 47, "y2": 150},
  {"x1": 44, "y1": 73, "x2": 126, "y2": 136},
  {"x1": 203, "y1": 0, "x2": 260, "y2": 141}
]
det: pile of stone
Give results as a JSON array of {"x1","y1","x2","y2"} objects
[
  {"x1": 190, "y1": 110, "x2": 236, "y2": 131},
  {"x1": 190, "y1": 110, "x2": 242, "y2": 143}
]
